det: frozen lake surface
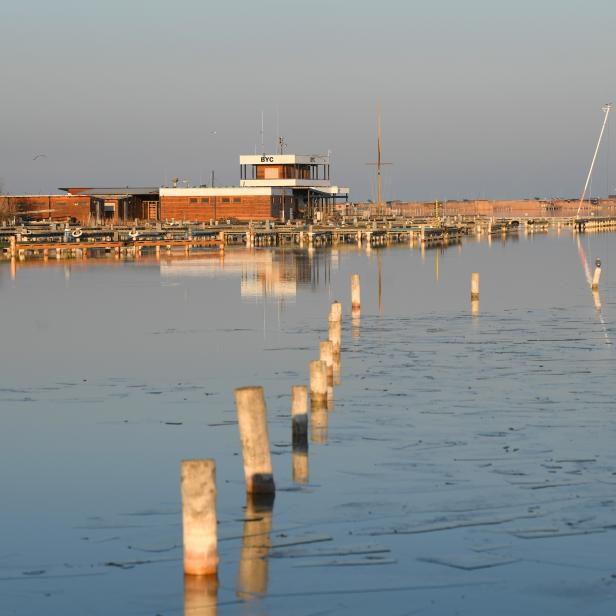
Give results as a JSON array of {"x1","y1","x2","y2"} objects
[{"x1": 1, "y1": 230, "x2": 615, "y2": 615}]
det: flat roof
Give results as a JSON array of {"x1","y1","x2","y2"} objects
[
  {"x1": 160, "y1": 187, "x2": 292, "y2": 197},
  {"x1": 59, "y1": 187, "x2": 159, "y2": 196}
]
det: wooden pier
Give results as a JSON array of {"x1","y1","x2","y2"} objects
[{"x1": 2, "y1": 215, "x2": 616, "y2": 262}]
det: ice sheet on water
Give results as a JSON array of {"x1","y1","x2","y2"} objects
[{"x1": 418, "y1": 553, "x2": 518, "y2": 570}]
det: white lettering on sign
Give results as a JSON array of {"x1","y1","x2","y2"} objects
[{"x1": 260, "y1": 156, "x2": 275, "y2": 163}]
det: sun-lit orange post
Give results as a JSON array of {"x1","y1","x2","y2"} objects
[
  {"x1": 181, "y1": 459, "x2": 219, "y2": 576},
  {"x1": 234, "y1": 386, "x2": 275, "y2": 494},
  {"x1": 351, "y1": 274, "x2": 361, "y2": 316}
]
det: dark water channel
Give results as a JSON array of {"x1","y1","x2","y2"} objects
[{"x1": 1, "y1": 230, "x2": 615, "y2": 615}]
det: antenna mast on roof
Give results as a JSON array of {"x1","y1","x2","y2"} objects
[{"x1": 261, "y1": 111, "x2": 265, "y2": 154}]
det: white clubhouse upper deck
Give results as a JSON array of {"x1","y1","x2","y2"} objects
[
  {"x1": 239, "y1": 153, "x2": 347, "y2": 195},
  {"x1": 239, "y1": 154, "x2": 330, "y2": 166}
]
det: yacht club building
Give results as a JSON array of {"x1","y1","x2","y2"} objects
[{"x1": 159, "y1": 153, "x2": 348, "y2": 222}]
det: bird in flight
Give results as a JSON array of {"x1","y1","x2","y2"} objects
[{"x1": 33, "y1": 153, "x2": 47, "y2": 160}]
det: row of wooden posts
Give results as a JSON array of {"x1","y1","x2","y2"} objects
[
  {"x1": 178, "y1": 261, "x2": 603, "y2": 578},
  {"x1": 179, "y1": 274, "x2": 362, "y2": 577}
]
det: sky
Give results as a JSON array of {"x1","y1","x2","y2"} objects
[{"x1": 1, "y1": 0, "x2": 616, "y2": 201}]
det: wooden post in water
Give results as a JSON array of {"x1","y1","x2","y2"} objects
[
  {"x1": 319, "y1": 340, "x2": 334, "y2": 402},
  {"x1": 234, "y1": 386, "x2": 275, "y2": 495},
  {"x1": 351, "y1": 274, "x2": 361, "y2": 317},
  {"x1": 328, "y1": 319, "x2": 341, "y2": 357},
  {"x1": 309, "y1": 360, "x2": 328, "y2": 406},
  {"x1": 9, "y1": 236, "x2": 16, "y2": 258},
  {"x1": 291, "y1": 385, "x2": 308, "y2": 484},
  {"x1": 291, "y1": 385, "x2": 308, "y2": 446},
  {"x1": 592, "y1": 259, "x2": 602, "y2": 290},
  {"x1": 181, "y1": 459, "x2": 219, "y2": 576},
  {"x1": 328, "y1": 300, "x2": 342, "y2": 362},
  {"x1": 329, "y1": 300, "x2": 342, "y2": 323},
  {"x1": 471, "y1": 272, "x2": 480, "y2": 300}
]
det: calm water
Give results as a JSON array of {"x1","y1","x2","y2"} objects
[{"x1": 1, "y1": 230, "x2": 615, "y2": 615}]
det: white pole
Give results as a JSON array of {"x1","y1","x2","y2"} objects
[{"x1": 577, "y1": 104, "x2": 612, "y2": 218}]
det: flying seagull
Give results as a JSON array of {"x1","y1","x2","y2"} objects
[{"x1": 33, "y1": 153, "x2": 47, "y2": 160}]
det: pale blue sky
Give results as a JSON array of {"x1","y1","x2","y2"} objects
[{"x1": 1, "y1": 0, "x2": 615, "y2": 200}]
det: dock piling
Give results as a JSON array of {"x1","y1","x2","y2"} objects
[
  {"x1": 181, "y1": 459, "x2": 219, "y2": 576},
  {"x1": 592, "y1": 259, "x2": 602, "y2": 290},
  {"x1": 291, "y1": 385, "x2": 308, "y2": 446},
  {"x1": 291, "y1": 385, "x2": 309, "y2": 483},
  {"x1": 471, "y1": 272, "x2": 480, "y2": 300},
  {"x1": 234, "y1": 386, "x2": 275, "y2": 494},
  {"x1": 309, "y1": 360, "x2": 328, "y2": 406},
  {"x1": 351, "y1": 274, "x2": 361, "y2": 316}
]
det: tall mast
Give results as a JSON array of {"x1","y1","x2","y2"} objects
[
  {"x1": 366, "y1": 103, "x2": 391, "y2": 216},
  {"x1": 377, "y1": 104, "x2": 382, "y2": 214},
  {"x1": 577, "y1": 103, "x2": 611, "y2": 218}
]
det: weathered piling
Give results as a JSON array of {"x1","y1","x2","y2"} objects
[
  {"x1": 592, "y1": 258, "x2": 602, "y2": 290},
  {"x1": 181, "y1": 459, "x2": 219, "y2": 576},
  {"x1": 351, "y1": 274, "x2": 361, "y2": 316},
  {"x1": 329, "y1": 300, "x2": 342, "y2": 323},
  {"x1": 319, "y1": 340, "x2": 334, "y2": 397},
  {"x1": 291, "y1": 385, "x2": 308, "y2": 447},
  {"x1": 309, "y1": 360, "x2": 328, "y2": 406},
  {"x1": 471, "y1": 272, "x2": 480, "y2": 300},
  {"x1": 291, "y1": 385, "x2": 309, "y2": 484},
  {"x1": 234, "y1": 386, "x2": 275, "y2": 495},
  {"x1": 328, "y1": 320, "x2": 341, "y2": 357}
]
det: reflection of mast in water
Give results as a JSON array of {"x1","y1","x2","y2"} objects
[
  {"x1": 377, "y1": 251, "x2": 383, "y2": 315},
  {"x1": 435, "y1": 249, "x2": 439, "y2": 282},
  {"x1": 575, "y1": 235, "x2": 611, "y2": 344}
]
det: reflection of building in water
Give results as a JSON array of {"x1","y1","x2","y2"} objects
[{"x1": 159, "y1": 248, "x2": 334, "y2": 299}]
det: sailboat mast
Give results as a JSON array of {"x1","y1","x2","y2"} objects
[
  {"x1": 377, "y1": 106, "x2": 382, "y2": 215},
  {"x1": 577, "y1": 103, "x2": 612, "y2": 218}
]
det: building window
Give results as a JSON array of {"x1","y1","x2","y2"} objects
[
  {"x1": 222, "y1": 197, "x2": 230, "y2": 203},
  {"x1": 233, "y1": 197, "x2": 241, "y2": 203},
  {"x1": 190, "y1": 198, "x2": 197, "y2": 204},
  {"x1": 200, "y1": 198, "x2": 209, "y2": 203}
]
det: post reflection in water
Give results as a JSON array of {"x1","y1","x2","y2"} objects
[
  {"x1": 351, "y1": 315, "x2": 361, "y2": 339},
  {"x1": 471, "y1": 298, "x2": 480, "y2": 317},
  {"x1": 310, "y1": 401, "x2": 329, "y2": 444},
  {"x1": 184, "y1": 574, "x2": 218, "y2": 616},
  {"x1": 236, "y1": 494, "x2": 275, "y2": 601}
]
